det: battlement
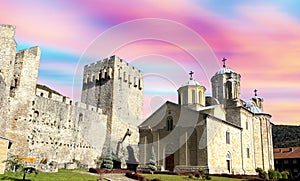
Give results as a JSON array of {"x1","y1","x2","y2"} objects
[
  {"x1": 0, "y1": 24, "x2": 16, "y2": 38},
  {"x1": 16, "y1": 46, "x2": 41, "y2": 59},
  {"x1": 35, "y1": 87, "x2": 103, "y2": 114},
  {"x1": 83, "y1": 55, "x2": 143, "y2": 89}
]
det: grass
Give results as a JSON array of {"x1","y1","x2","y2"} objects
[
  {"x1": 0, "y1": 169, "x2": 99, "y2": 181},
  {"x1": 141, "y1": 174, "x2": 244, "y2": 181}
]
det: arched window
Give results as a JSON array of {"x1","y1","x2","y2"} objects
[
  {"x1": 166, "y1": 116, "x2": 173, "y2": 131},
  {"x1": 79, "y1": 113, "x2": 83, "y2": 122},
  {"x1": 247, "y1": 147, "x2": 250, "y2": 158},
  {"x1": 226, "y1": 130, "x2": 230, "y2": 144}
]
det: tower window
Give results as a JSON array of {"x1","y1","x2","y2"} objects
[
  {"x1": 246, "y1": 121, "x2": 249, "y2": 130},
  {"x1": 192, "y1": 90, "x2": 196, "y2": 104},
  {"x1": 226, "y1": 131, "x2": 230, "y2": 144},
  {"x1": 167, "y1": 116, "x2": 173, "y2": 131},
  {"x1": 247, "y1": 148, "x2": 250, "y2": 158}
]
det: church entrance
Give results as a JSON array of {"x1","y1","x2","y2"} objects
[
  {"x1": 165, "y1": 154, "x2": 174, "y2": 171},
  {"x1": 226, "y1": 160, "x2": 230, "y2": 173}
]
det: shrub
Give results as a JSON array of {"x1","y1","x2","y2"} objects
[
  {"x1": 188, "y1": 174, "x2": 193, "y2": 179},
  {"x1": 148, "y1": 147, "x2": 157, "y2": 172},
  {"x1": 205, "y1": 175, "x2": 212, "y2": 180},
  {"x1": 276, "y1": 171, "x2": 282, "y2": 179},
  {"x1": 198, "y1": 168, "x2": 205, "y2": 175},
  {"x1": 281, "y1": 171, "x2": 288, "y2": 179},
  {"x1": 268, "y1": 169, "x2": 277, "y2": 179},
  {"x1": 256, "y1": 167, "x2": 269, "y2": 179},
  {"x1": 194, "y1": 173, "x2": 200, "y2": 178},
  {"x1": 101, "y1": 146, "x2": 113, "y2": 170}
]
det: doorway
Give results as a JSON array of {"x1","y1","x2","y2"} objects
[{"x1": 165, "y1": 154, "x2": 174, "y2": 171}]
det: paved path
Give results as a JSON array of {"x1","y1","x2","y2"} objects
[
  {"x1": 73, "y1": 170, "x2": 135, "y2": 181},
  {"x1": 103, "y1": 173, "x2": 135, "y2": 181}
]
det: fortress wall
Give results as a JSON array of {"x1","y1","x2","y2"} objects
[
  {"x1": 26, "y1": 95, "x2": 107, "y2": 166},
  {"x1": 0, "y1": 25, "x2": 16, "y2": 89}
]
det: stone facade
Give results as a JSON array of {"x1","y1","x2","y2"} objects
[
  {"x1": 139, "y1": 61, "x2": 274, "y2": 174},
  {"x1": 0, "y1": 137, "x2": 12, "y2": 174},
  {"x1": 0, "y1": 25, "x2": 143, "y2": 168},
  {"x1": 82, "y1": 56, "x2": 143, "y2": 166}
]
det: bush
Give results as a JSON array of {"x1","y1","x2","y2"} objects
[
  {"x1": 101, "y1": 147, "x2": 113, "y2": 170},
  {"x1": 256, "y1": 167, "x2": 269, "y2": 179},
  {"x1": 268, "y1": 169, "x2": 277, "y2": 179},
  {"x1": 188, "y1": 174, "x2": 193, "y2": 179},
  {"x1": 205, "y1": 175, "x2": 212, "y2": 180},
  {"x1": 281, "y1": 171, "x2": 288, "y2": 179},
  {"x1": 276, "y1": 171, "x2": 282, "y2": 179},
  {"x1": 194, "y1": 173, "x2": 200, "y2": 178},
  {"x1": 148, "y1": 147, "x2": 157, "y2": 172}
]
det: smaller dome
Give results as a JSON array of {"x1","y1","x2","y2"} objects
[
  {"x1": 182, "y1": 79, "x2": 200, "y2": 86},
  {"x1": 215, "y1": 67, "x2": 236, "y2": 75},
  {"x1": 245, "y1": 99, "x2": 263, "y2": 113}
]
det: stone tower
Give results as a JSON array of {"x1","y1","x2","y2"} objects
[
  {"x1": 177, "y1": 71, "x2": 206, "y2": 110},
  {"x1": 0, "y1": 25, "x2": 17, "y2": 94},
  {"x1": 211, "y1": 58, "x2": 241, "y2": 106},
  {"x1": 81, "y1": 55, "x2": 144, "y2": 152}
]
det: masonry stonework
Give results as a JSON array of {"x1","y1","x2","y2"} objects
[
  {"x1": 139, "y1": 60, "x2": 274, "y2": 174},
  {"x1": 0, "y1": 25, "x2": 142, "y2": 168}
]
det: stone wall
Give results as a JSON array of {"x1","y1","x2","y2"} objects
[
  {"x1": 26, "y1": 89, "x2": 107, "y2": 167},
  {"x1": 0, "y1": 25, "x2": 16, "y2": 91},
  {"x1": 206, "y1": 116, "x2": 243, "y2": 174},
  {"x1": 0, "y1": 138, "x2": 10, "y2": 174},
  {"x1": 82, "y1": 55, "x2": 143, "y2": 165}
]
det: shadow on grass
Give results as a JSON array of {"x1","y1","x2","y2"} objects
[{"x1": 0, "y1": 176, "x2": 31, "y2": 181}]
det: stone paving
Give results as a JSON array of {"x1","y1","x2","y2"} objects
[{"x1": 103, "y1": 173, "x2": 136, "y2": 181}]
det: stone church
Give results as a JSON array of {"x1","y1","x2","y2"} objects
[
  {"x1": 0, "y1": 24, "x2": 143, "y2": 167},
  {"x1": 138, "y1": 59, "x2": 274, "y2": 174}
]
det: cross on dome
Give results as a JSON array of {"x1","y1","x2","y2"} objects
[
  {"x1": 222, "y1": 57, "x2": 227, "y2": 68},
  {"x1": 189, "y1": 71, "x2": 194, "y2": 80},
  {"x1": 254, "y1": 89, "x2": 258, "y2": 96}
]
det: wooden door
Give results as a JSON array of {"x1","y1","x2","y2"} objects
[{"x1": 165, "y1": 154, "x2": 174, "y2": 171}]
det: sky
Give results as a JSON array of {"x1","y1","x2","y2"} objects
[{"x1": 0, "y1": 0, "x2": 299, "y2": 125}]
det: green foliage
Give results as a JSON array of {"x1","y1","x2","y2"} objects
[
  {"x1": 276, "y1": 171, "x2": 282, "y2": 179},
  {"x1": 268, "y1": 169, "x2": 277, "y2": 179},
  {"x1": 281, "y1": 171, "x2": 289, "y2": 179},
  {"x1": 188, "y1": 174, "x2": 193, "y2": 179},
  {"x1": 148, "y1": 147, "x2": 157, "y2": 172},
  {"x1": 198, "y1": 167, "x2": 205, "y2": 175},
  {"x1": 256, "y1": 167, "x2": 269, "y2": 179},
  {"x1": 101, "y1": 146, "x2": 113, "y2": 170},
  {"x1": 205, "y1": 175, "x2": 212, "y2": 180},
  {"x1": 4, "y1": 155, "x2": 24, "y2": 172},
  {"x1": 272, "y1": 125, "x2": 300, "y2": 148}
]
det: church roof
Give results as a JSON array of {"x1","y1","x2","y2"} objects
[
  {"x1": 182, "y1": 79, "x2": 201, "y2": 86},
  {"x1": 245, "y1": 99, "x2": 263, "y2": 114},
  {"x1": 215, "y1": 67, "x2": 236, "y2": 75}
]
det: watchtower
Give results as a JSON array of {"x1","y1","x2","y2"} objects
[{"x1": 81, "y1": 55, "x2": 144, "y2": 147}]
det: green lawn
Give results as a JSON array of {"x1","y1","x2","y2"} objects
[
  {"x1": 141, "y1": 174, "x2": 244, "y2": 181},
  {"x1": 0, "y1": 169, "x2": 99, "y2": 181}
]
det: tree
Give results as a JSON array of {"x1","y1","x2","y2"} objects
[
  {"x1": 148, "y1": 147, "x2": 157, "y2": 173},
  {"x1": 101, "y1": 146, "x2": 113, "y2": 170}
]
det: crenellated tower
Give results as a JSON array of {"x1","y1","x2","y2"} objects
[
  {"x1": 81, "y1": 55, "x2": 144, "y2": 159},
  {"x1": 0, "y1": 25, "x2": 17, "y2": 94}
]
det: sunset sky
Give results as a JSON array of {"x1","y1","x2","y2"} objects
[{"x1": 1, "y1": 0, "x2": 299, "y2": 125}]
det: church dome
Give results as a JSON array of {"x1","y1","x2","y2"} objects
[
  {"x1": 215, "y1": 67, "x2": 236, "y2": 75},
  {"x1": 214, "y1": 57, "x2": 236, "y2": 76},
  {"x1": 245, "y1": 99, "x2": 263, "y2": 113},
  {"x1": 182, "y1": 79, "x2": 200, "y2": 86}
]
